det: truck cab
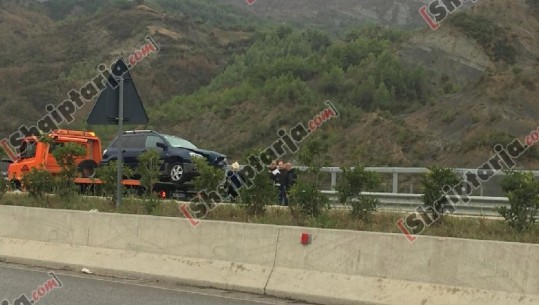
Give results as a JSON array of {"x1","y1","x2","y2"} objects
[{"x1": 8, "y1": 130, "x2": 102, "y2": 186}]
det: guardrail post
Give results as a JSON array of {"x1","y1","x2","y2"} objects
[
  {"x1": 331, "y1": 171, "x2": 337, "y2": 191},
  {"x1": 392, "y1": 172, "x2": 398, "y2": 193}
]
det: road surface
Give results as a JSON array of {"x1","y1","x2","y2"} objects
[{"x1": 0, "y1": 263, "x2": 312, "y2": 305}]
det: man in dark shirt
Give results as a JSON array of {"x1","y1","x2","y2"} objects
[
  {"x1": 276, "y1": 160, "x2": 288, "y2": 206},
  {"x1": 285, "y1": 162, "x2": 296, "y2": 190}
]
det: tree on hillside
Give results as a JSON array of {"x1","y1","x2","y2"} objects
[
  {"x1": 356, "y1": 76, "x2": 377, "y2": 111},
  {"x1": 374, "y1": 83, "x2": 392, "y2": 109}
]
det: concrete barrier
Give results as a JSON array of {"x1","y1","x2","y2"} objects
[
  {"x1": 0, "y1": 205, "x2": 537, "y2": 305},
  {"x1": 267, "y1": 227, "x2": 539, "y2": 304},
  {"x1": 0, "y1": 205, "x2": 278, "y2": 294}
]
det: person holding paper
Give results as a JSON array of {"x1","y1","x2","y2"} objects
[{"x1": 268, "y1": 160, "x2": 279, "y2": 185}]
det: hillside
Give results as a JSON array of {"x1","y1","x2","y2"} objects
[
  {"x1": 0, "y1": 0, "x2": 255, "y2": 142},
  {"x1": 150, "y1": 0, "x2": 539, "y2": 168},
  {"x1": 400, "y1": 0, "x2": 539, "y2": 167},
  {"x1": 1, "y1": 0, "x2": 539, "y2": 170}
]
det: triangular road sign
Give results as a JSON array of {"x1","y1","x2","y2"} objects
[{"x1": 87, "y1": 58, "x2": 149, "y2": 125}]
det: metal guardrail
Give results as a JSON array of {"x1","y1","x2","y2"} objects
[
  {"x1": 227, "y1": 166, "x2": 538, "y2": 215},
  {"x1": 322, "y1": 191, "x2": 509, "y2": 217},
  {"x1": 311, "y1": 167, "x2": 539, "y2": 194},
  {"x1": 0, "y1": 190, "x2": 511, "y2": 217},
  {"x1": 238, "y1": 163, "x2": 518, "y2": 216},
  {"x1": 248, "y1": 166, "x2": 539, "y2": 197}
]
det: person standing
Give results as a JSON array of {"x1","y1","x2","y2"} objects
[
  {"x1": 268, "y1": 160, "x2": 278, "y2": 185},
  {"x1": 276, "y1": 160, "x2": 288, "y2": 206},
  {"x1": 226, "y1": 162, "x2": 244, "y2": 202},
  {"x1": 285, "y1": 162, "x2": 296, "y2": 190},
  {"x1": 281, "y1": 162, "x2": 296, "y2": 206}
]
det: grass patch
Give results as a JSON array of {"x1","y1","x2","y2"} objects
[{"x1": 1, "y1": 193, "x2": 538, "y2": 244}]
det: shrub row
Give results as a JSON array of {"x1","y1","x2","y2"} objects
[{"x1": 10, "y1": 138, "x2": 536, "y2": 233}]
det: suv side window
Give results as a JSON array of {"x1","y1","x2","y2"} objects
[
  {"x1": 118, "y1": 135, "x2": 146, "y2": 148},
  {"x1": 145, "y1": 135, "x2": 165, "y2": 150},
  {"x1": 127, "y1": 135, "x2": 145, "y2": 148}
]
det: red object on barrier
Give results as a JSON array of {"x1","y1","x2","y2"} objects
[{"x1": 301, "y1": 233, "x2": 312, "y2": 245}]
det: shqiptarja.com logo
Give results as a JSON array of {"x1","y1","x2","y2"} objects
[
  {"x1": 1, "y1": 272, "x2": 62, "y2": 305},
  {"x1": 419, "y1": 0, "x2": 478, "y2": 30}
]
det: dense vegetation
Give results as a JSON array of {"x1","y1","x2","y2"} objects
[{"x1": 152, "y1": 25, "x2": 428, "y2": 128}]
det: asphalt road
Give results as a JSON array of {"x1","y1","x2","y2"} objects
[{"x1": 0, "y1": 263, "x2": 311, "y2": 305}]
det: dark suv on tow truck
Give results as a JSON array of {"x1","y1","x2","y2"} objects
[{"x1": 101, "y1": 130, "x2": 227, "y2": 184}]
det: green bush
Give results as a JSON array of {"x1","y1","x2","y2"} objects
[
  {"x1": 21, "y1": 168, "x2": 55, "y2": 201},
  {"x1": 289, "y1": 180, "x2": 330, "y2": 218},
  {"x1": 238, "y1": 167, "x2": 277, "y2": 216},
  {"x1": 350, "y1": 197, "x2": 379, "y2": 221},
  {"x1": 52, "y1": 142, "x2": 87, "y2": 198},
  {"x1": 136, "y1": 149, "x2": 164, "y2": 213},
  {"x1": 192, "y1": 157, "x2": 226, "y2": 196},
  {"x1": 289, "y1": 137, "x2": 330, "y2": 218},
  {"x1": 336, "y1": 166, "x2": 381, "y2": 222},
  {"x1": 188, "y1": 157, "x2": 228, "y2": 219},
  {"x1": 52, "y1": 143, "x2": 87, "y2": 176},
  {"x1": 95, "y1": 161, "x2": 134, "y2": 201},
  {"x1": 136, "y1": 149, "x2": 163, "y2": 196},
  {"x1": 498, "y1": 171, "x2": 539, "y2": 232},
  {"x1": 421, "y1": 166, "x2": 460, "y2": 224}
]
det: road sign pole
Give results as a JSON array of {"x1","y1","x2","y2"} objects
[
  {"x1": 87, "y1": 58, "x2": 149, "y2": 207},
  {"x1": 116, "y1": 76, "x2": 124, "y2": 209}
]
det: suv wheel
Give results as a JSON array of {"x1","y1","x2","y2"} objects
[{"x1": 169, "y1": 162, "x2": 185, "y2": 184}]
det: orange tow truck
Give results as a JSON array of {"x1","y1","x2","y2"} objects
[
  {"x1": 8, "y1": 129, "x2": 195, "y2": 199},
  {"x1": 8, "y1": 129, "x2": 103, "y2": 188}
]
